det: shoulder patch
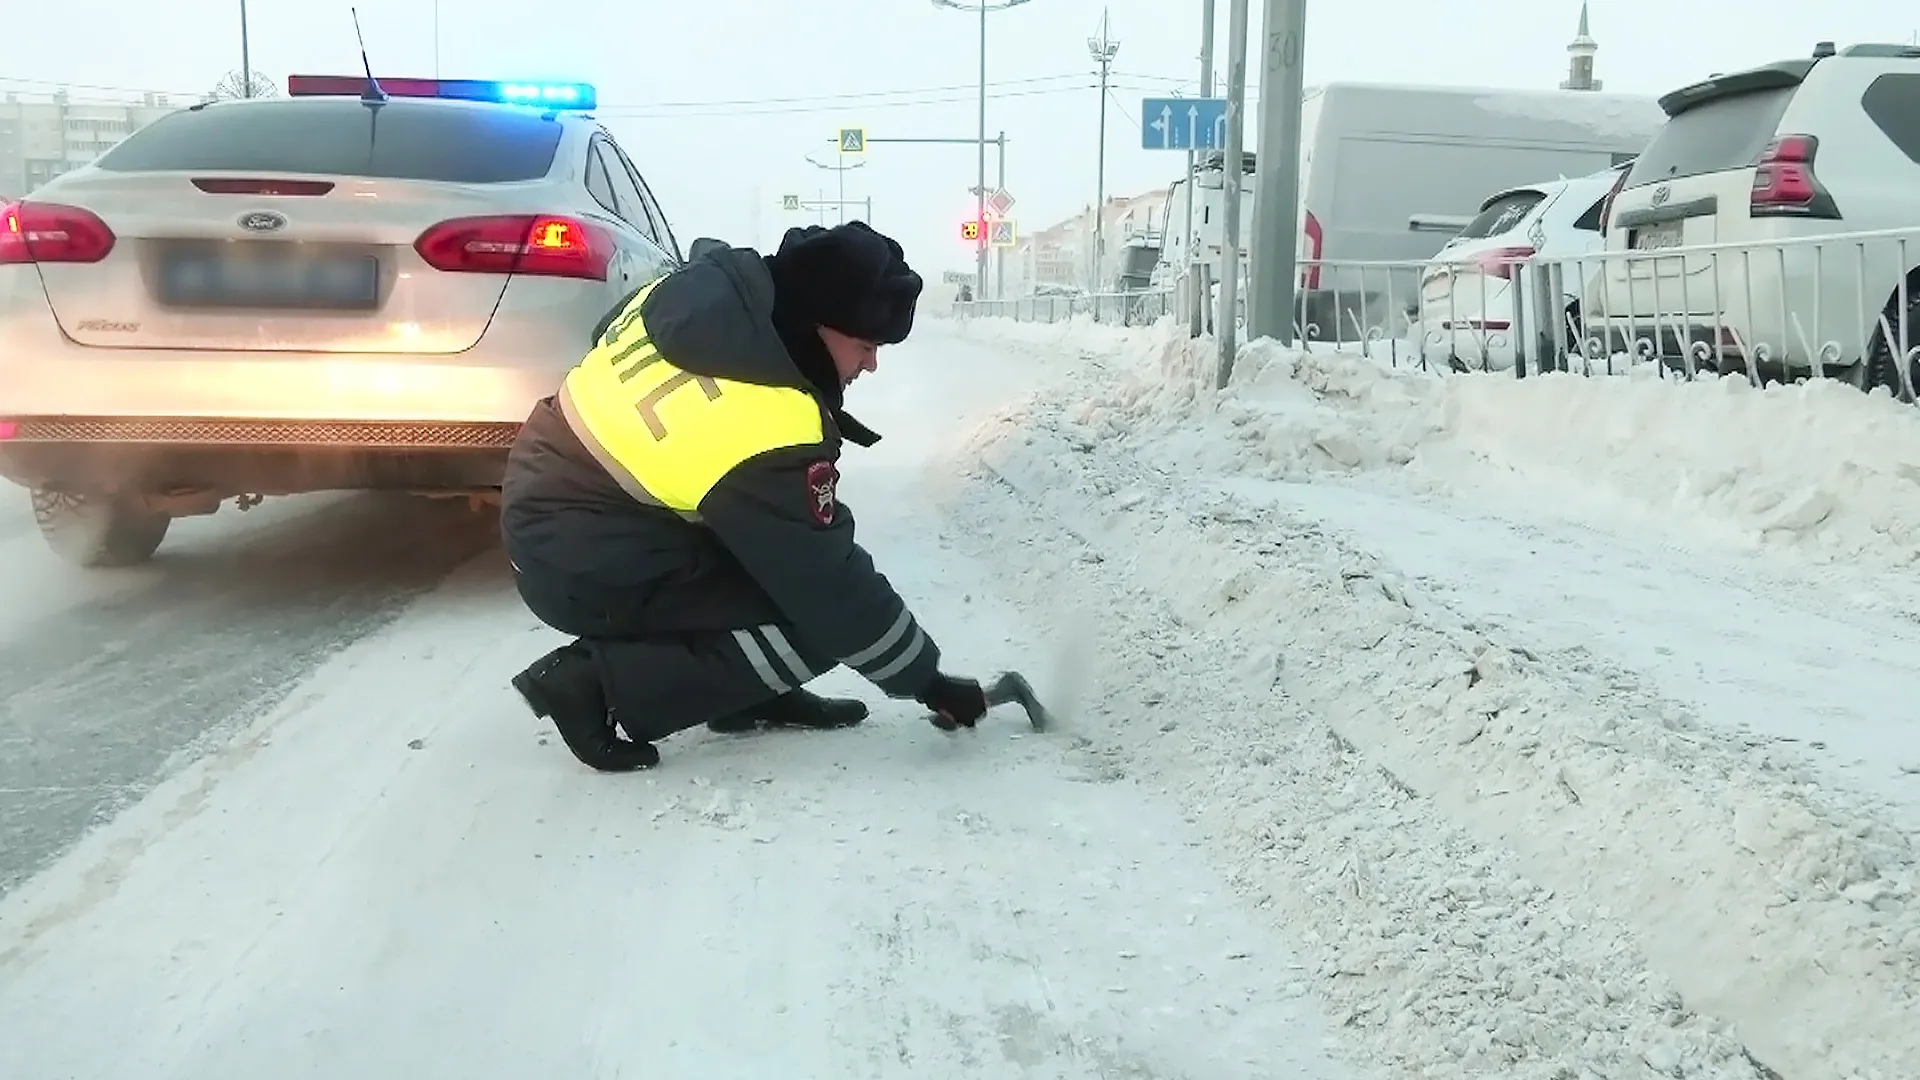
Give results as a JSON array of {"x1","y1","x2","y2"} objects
[{"x1": 805, "y1": 460, "x2": 838, "y2": 526}]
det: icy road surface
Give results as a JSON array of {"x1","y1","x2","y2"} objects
[
  {"x1": 0, "y1": 492, "x2": 497, "y2": 898},
  {"x1": 0, "y1": 336, "x2": 1361, "y2": 1078}
]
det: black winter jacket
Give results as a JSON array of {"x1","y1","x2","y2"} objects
[{"x1": 499, "y1": 245, "x2": 941, "y2": 701}]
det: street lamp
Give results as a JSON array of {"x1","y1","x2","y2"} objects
[
  {"x1": 930, "y1": 0, "x2": 1032, "y2": 301},
  {"x1": 804, "y1": 151, "x2": 865, "y2": 225},
  {"x1": 1088, "y1": 11, "x2": 1119, "y2": 291},
  {"x1": 239, "y1": 0, "x2": 253, "y2": 98}
]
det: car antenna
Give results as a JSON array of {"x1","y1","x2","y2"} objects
[{"x1": 350, "y1": 7, "x2": 387, "y2": 107}]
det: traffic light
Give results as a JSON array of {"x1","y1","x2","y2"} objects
[{"x1": 960, "y1": 219, "x2": 981, "y2": 242}]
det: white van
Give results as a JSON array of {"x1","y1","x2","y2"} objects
[{"x1": 1161, "y1": 83, "x2": 1666, "y2": 340}]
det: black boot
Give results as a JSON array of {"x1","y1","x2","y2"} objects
[
  {"x1": 708, "y1": 688, "x2": 869, "y2": 734},
  {"x1": 511, "y1": 642, "x2": 660, "y2": 772}
]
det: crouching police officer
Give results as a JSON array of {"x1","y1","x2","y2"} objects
[{"x1": 501, "y1": 222, "x2": 990, "y2": 771}]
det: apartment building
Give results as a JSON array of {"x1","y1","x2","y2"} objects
[
  {"x1": 0, "y1": 91, "x2": 181, "y2": 197},
  {"x1": 1005, "y1": 187, "x2": 1171, "y2": 295}
]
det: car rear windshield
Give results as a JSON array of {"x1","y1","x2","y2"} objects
[
  {"x1": 1625, "y1": 87, "x2": 1795, "y2": 185},
  {"x1": 94, "y1": 99, "x2": 563, "y2": 184},
  {"x1": 1456, "y1": 191, "x2": 1545, "y2": 241}
]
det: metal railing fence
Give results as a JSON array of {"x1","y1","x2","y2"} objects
[
  {"x1": 947, "y1": 224, "x2": 1920, "y2": 402},
  {"x1": 950, "y1": 287, "x2": 1175, "y2": 328}
]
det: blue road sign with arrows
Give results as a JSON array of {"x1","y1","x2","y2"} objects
[{"x1": 1141, "y1": 96, "x2": 1228, "y2": 152}]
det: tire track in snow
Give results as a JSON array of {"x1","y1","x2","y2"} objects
[
  {"x1": 0, "y1": 493, "x2": 498, "y2": 899},
  {"x1": 0, "y1": 529, "x2": 1366, "y2": 1078}
]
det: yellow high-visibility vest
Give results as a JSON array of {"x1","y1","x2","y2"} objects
[{"x1": 557, "y1": 277, "x2": 825, "y2": 514}]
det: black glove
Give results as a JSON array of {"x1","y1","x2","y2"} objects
[{"x1": 919, "y1": 672, "x2": 988, "y2": 731}]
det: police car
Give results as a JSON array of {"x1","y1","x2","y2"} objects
[{"x1": 0, "y1": 75, "x2": 682, "y2": 567}]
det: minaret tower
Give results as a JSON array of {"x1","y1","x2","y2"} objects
[{"x1": 1560, "y1": 1, "x2": 1601, "y2": 91}]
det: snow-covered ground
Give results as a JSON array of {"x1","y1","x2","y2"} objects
[
  {"x1": 0, "y1": 334, "x2": 1364, "y2": 1078},
  {"x1": 5, "y1": 309, "x2": 1915, "y2": 1079},
  {"x1": 933, "y1": 313, "x2": 1920, "y2": 1080}
]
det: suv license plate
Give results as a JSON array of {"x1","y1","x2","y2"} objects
[{"x1": 1632, "y1": 224, "x2": 1684, "y2": 251}]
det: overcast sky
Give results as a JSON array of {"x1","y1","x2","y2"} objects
[{"x1": 7, "y1": 0, "x2": 1913, "y2": 278}]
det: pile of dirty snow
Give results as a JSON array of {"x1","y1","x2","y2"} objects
[
  {"x1": 924, "y1": 316, "x2": 1920, "y2": 1080},
  {"x1": 944, "y1": 315, "x2": 1920, "y2": 571}
]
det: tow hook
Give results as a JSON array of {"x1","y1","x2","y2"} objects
[{"x1": 235, "y1": 493, "x2": 265, "y2": 512}]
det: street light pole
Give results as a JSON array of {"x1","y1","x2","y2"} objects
[
  {"x1": 1216, "y1": 0, "x2": 1251, "y2": 388},
  {"x1": 931, "y1": 0, "x2": 1032, "y2": 302},
  {"x1": 1247, "y1": 0, "x2": 1307, "y2": 344},
  {"x1": 977, "y1": 1, "x2": 988, "y2": 298},
  {"x1": 1088, "y1": 10, "x2": 1119, "y2": 293},
  {"x1": 239, "y1": 0, "x2": 253, "y2": 98},
  {"x1": 1188, "y1": 0, "x2": 1216, "y2": 334}
]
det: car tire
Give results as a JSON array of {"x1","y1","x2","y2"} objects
[
  {"x1": 1860, "y1": 285, "x2": 1920, "y2": 402},
  {"x1": 31, "y1": 489, "x2": 172, "y2": 568}
]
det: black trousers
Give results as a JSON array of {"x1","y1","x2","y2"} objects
[{"x1": 509, "y1": 555, "x2": 837, "y2": 742}]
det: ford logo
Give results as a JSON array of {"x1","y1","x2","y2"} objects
[
  {"x1": 238, "y1": 210, "x2": 288, "y2": 232},
  {"x1": 1650, "y1": 184, "x2": 1672, "y2": 206}
]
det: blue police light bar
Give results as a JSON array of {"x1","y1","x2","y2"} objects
[{"x1": 285, "y1": 75, "x2": 597, "y2": 111}]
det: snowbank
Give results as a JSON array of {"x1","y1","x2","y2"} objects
[
  {"x1": 927, "y1": 317, "x2": 1920, "y2": 1079},
  {"x1": 945, "y1": 316, "x2": 1920, "y2": 571}
]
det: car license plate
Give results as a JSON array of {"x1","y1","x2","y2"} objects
[
  {"x1": 1632, "y1": 223, "x2": 1684, "y2": 251},
  {"x1": 158, "y1": 247, "x2": 380, "y2": 310}
]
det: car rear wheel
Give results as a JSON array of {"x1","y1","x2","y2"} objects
[
  {"x1": 1861, "y1": 285, "x2": 1920, "y2": 402},
  {"x1": 31, "y1": 489, "x2": 172, "y2": 568}
]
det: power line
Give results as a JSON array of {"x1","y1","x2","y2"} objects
[
  {"x1": 614, "y1": 72, "x2": 1092, "y2": 109},
  {"x1": 0, "y1": 71, "x2": 1201, "y2": 115},
  {"x1": 598, "y1": 81, "x2": 1177, "y2": 119}
]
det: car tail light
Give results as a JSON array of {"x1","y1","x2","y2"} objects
[
  {"x1": 413, "y1": 214, "x2": 614, "y2": 280},
  {"x1": 1597, "y1": 167, "x2": 1632, "y2": 239},
  {"x1": 192, "y1": 177, "x2": 336, "y2": 196},
  {"x1": 0, "y1": 202, "x2": 117, "y2": 265},
  {"x1": 1300, "y1": 210, "x2": 1324, "y2": 291},
  {"x1": 1471, "y1": 245, "x2": 1535, "y2": 280},
  {"x1": 0, "y1": 421, "x2": 15, "y2": 441},
  {"x1": 1751, "y1": 135, "x2": 1839, "y2": 218}
]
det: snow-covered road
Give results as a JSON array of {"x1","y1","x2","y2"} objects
[
  {"x1": 0, "y1": 335, "x2": 1362, "y2": 1078},
  {"x1": 6, "y1": 311, "x2": 1916, "y2": 1079},
  {"x1": 0, "y1": 490, "x2": 496, "y2": 897}
]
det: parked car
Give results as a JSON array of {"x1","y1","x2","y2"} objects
[
  {"x1": 1418, "y1": 163, "x2": 1627, "y2": 370},
  {"x1": 1588, "y1": 41, "x2": 1920, "y2": 396},
  {"x1": 0, "y1": 74, "x2": 684, "y2": 568}
]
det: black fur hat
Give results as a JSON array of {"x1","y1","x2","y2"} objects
[{"x1": 763, "y1": 221, "x2": 923, "y2": 345}]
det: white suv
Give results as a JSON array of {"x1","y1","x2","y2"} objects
[{"x1": 1588, "y1": 42, "x2": 1920, "y2": 396}]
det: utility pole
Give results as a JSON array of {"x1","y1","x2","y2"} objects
[
  {"x1": 931, "y1": 0, "x2": 1032, "y2": 301},
  {"x1": 239, "y1": 0, "x2": 253, "y2": 98},
  {"x1": 432, "y1": 0, "x2": 441, "y2": 78},
  {"x1": 1215, "y1": 0, "x2": 1251, "y2": 388},
  {"x1": 1088, "y1": 10, "x2": 1119, "y2": 293},
  {"x1": 1247, "y1": 0, "x2": 1307, "y2": 345},
  {"x1": 1190, "y1": 0, "x2": 1216, "y2": 335},
  {"x1": 805, "y1": 151, "x2": 864, "y2": 225}
]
